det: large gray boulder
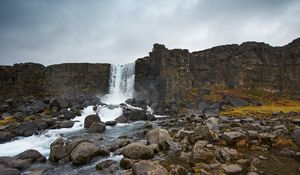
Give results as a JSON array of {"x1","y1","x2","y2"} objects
[
  {"x1": 70, "y1": 142, "x2": 100, "y2": 165},
  {"x1": 146, "y1": 128, "x2": 174, "y2": 150},
  {"x1": 121, "y1": 143, "x2": 154, "y2": 159},
  {"x1": 88, "y1": 122, "x2": 106, "y2": 133}
]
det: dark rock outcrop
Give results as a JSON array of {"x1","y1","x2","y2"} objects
[
  {"x1": 0, "y1": 63, "x2": 110, "y2": 99},
  {"x1": 134, "y1": 38, "x2": 300, "y2": 105}
]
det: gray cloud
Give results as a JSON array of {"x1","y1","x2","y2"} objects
[{"x1": 0, "y1": 0, "x2": 299, "y2": 65}]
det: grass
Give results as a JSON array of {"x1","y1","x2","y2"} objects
[
  {"x1": 184, "y1": 86, "x2": 300, "y2": 117},
  {"x1": 0, "y1": 116, "x2": 17, "y2": 126},
  {"x1": 219, "y1": 99, "x2": 300, "y2": 117}
]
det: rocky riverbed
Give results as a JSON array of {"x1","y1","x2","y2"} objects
[{"x1": 0, "y1": 95, "x2": 300, "y2": 175}]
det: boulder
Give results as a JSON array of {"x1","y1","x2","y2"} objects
[
  {"x1": 0, "y1": 166, "x2": 20, "y2": 175},
  {"x1": 105, "y1": 120, "x2": 117, "y2": 126},
  {"x1": 224, "y1": 96, "x2": 248, "y2": 107},
  {"x1": 0, "y1": 131, "x2": 14, "y2": 143},
  {"x1": 60, "y1": 110, "x2": 77, "y2": 120},
  {"x1": 222, "y1": 131, "x2": 246, "y2": 146},
  {"x1": 121, "y1": 143, "x2": 154, "y2": 159},
  {"x1": 146, "y1": 128, "x2": 174, "y2": 150},
  {"x1": 170, "y1": 165, "x2": 188, "y2": 175},
  {"x1": 88, "y1": 122, "x2": 106, "y2": 133},
  {"x1": 84, "y1": 114, "x2": 101, "y2": 128},
  {"x1": 59, "y1": 120, "x2": 74, "y2": 128},
  {"x1": 14, "y1": 149, "x2": 45, "y2": 163},
  {"x1": 8, "y1": 159, "x2": 31, "y2": 170},
  {"x1": 14, "y1": 121, "x2": 38, "y2": 137},
  {"x1": 291, "y1": 129, "x2": 300, "y2": 145},
  {"x1": 96, "y1": 159, "x2": 117, "y2": 170},
  {"x1": 222, "y1": 164, "x2": 243, "y2": 174},
  {"x1": 132, "y1": 160, "x2": 168, "y2": 175},
  {"x1": 191, "y1": 140, "x2": 215, "y2": 164},
  {"x1": 120, "y1": 157, "x2": 136, "y2": 169},
  {"x1": 49, "y1": 138, "x2": 70, "y2": 163},
  {"x1": 27, "y1": 101, "x2": 47, "y2": 114},
  {"x1": 194, "y1": 125, "x2": 211, "y2": 139},
  {"x1": 70, "y1": 142, "x2": 100, "y2": 165},
  {"x1": 115, "y1": 109, "x2": 147, "y2": 123}
]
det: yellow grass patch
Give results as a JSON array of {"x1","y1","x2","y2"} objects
[{"x1": 0, "y1": 116, "x2": 17, "y2": 126}]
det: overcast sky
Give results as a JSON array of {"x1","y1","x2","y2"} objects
[{"x1": 0, "y1": 0, "x2": 299, "y2": 66}]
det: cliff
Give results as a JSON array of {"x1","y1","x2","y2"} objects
[
  {"x1": 134, "y1": 38, "x2": 300, "y2": 104},
  {"x1": 0, "y1": 63, "x2": 110, "y2": 99}
]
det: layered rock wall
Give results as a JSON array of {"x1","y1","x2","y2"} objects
[
  {"x1": 0, "y1": 63, "x2": 110, "y2": 99},
  {"x1": 134, "y1": 38, "x2": 300, "y2": 104}
]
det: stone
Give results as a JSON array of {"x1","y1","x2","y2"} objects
[
  {"x1": 170, "y1": 164, "x2": 188, "y2": 175},
  {"x1": 9, "y1": 121, "x2": 39, "y2": 137},
  {"x1": 291, "y1": 119, "x2": 300, "y2": 126},
  {"x1": 59, "y1": 120, "x2": 74, "y2": 128},
  {"x1": 146, "y1": 128, "x2": 174, "y2": 150},
  {"x1": 191, "y1": 140, "x2": 215, "y2": 164},
  {"x1": 96, "y1": 159, "x2": 117, "y2": 170},
  {"x1": 115, "y1": 109, "x2": 147, "y2": 123},
  {"x1": 216, "y1": 147, "x2": 239, "y2": 163},
  {"x1": 88, "y1": 122, "x2": 106, "y2": 133},
  {"x1": 27, "y1": 101, "x2": 47, "y2": 114},
  {"x1": 121, "y1": 143, "x2": 154, "y2": 159},
  {"x1": 0, "y1": 166, "x2": 20, "y2": 175},
  {"x1": 224, "y1": 96, "x2": 248, "y2": 107},
  {"x1": 222, "y1": 164, "x2": 243, "y2": 174},
  {"x1": 132, "y1": 160, "x2": 168, "y2": 175},
  {"x1": 0, "y1": 131, "x2": 14, "y2": 143},
  {"x1": 8, "y1": 159, "x2": 31, "y2": 170},
  {"x1": 60, "y1": 110, "x2": 77, "y2": 120},
  {"x1": 70, "y1": 142, "x2": 100, "y2": 165},
  {"x1": 14, "y1": 149, "x2": 45, "y2": 163},
  {"x1": 195, "y1": 125, "x2": 211, "y2": 139},
  {"x1": 120, "y1": 157, "x2": 136, "y2": 169},
  {"x1": 84, "y1": 114, "x2": 101, "y2": 128},
  {"x1": 222, "y1": 131, "x2": 246, "y2": 146},
  {"x1": 105, "y1": 120, "x2": 117, "y2": 126},
  {"x1": 206, "y1": 117, "x2": 220, "y2": 131}
]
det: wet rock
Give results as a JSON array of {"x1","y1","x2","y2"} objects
[
  {"x1": 132, "y1": 160, "x2": 168, "y2": 175},
  {"x1": 191, "y1": 140, "x2": 215, "y2": 164},
  {"x1": 8, "y1": 159, "x2": 31, "y2": 170},
  {"x1": 121, "y1": 143, "x2": 154, "y2": 159},
  {"x1": 70, "y1": 142, "x2": 100, "y2": 165},
  {"x1": 120, "y1": 157, "x2": 136, "y2": 169},
  {"x1": 109, "y1": 138, "x2": 131, "y2": 152},
  {"x1": 9, "y1": 121, "x2": 39, "y2": 137},
  {"x1": 0, "y1": 165, "x2": 20, "y2": 175},
  {"x1": 36, "y1": 120, "x2": 48, "y2": 130},
  {"x1": 146, "y1": 128, "x2": 174, "y2": 150},
  {"x1": 14, "y1": 149, "x2": 45, "y2": 163},
  {"x1": 105, "y1": 120, "x2": 117, "y2": 126},
  {"x1": 88, "y1": 122, "x2": 106, "y2": 133},
  {"x1": 0, "y1": 131, "x2": 14, "y2": 143},
  {"x1": 170, "y1": 164, "x2": 188, "y2": 175},
  {"x1": 116, "y1": 108, "x2": 147, "y2": 123},
  {"x1": 96, "y1": 159, "x2": 117, "y2": 170},
  {"x1": 59, "y1": 120, "x2": 74, "y2": 128},
  {"x1": 84, "y1": 114, "x2": 101, "y2": 128},
  {"x1": 98, "y1": 146, "x2": 110, "y2": 156},
  {"x1": 49, "y1": 138, "x2": 70, "y2": 163},
  {"x1": 146, "y1": 114, "x2": 156, "y2": 121},
  {"x1": 60, "y1": 110, "x2": 77, "y2": 120},
  {"x1": 222, "y1": 164, "x2": 243, "y2": 174}
]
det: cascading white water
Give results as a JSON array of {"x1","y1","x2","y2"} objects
[
  {"x1": 102, "y1": 63, "x2": 135, "y2": 104},
  {"x1": 0, "y1": 63, "x2": 136, "y2": 157}
]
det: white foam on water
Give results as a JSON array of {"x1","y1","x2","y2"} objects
[{"x1": 0, "y1": 106, "x2": 96, "y2": 157}]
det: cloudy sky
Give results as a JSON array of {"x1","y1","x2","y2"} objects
[{"x1": 0, "y1": 0, "x2": 299, "y2": 65}]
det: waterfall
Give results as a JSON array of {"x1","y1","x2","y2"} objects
[{"x1": 102, "y1": 63, "x2": 135, "y2": 105}]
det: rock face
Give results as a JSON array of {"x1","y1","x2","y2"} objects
[
  {"x1": 134, "y1": 38, "x2": 300, "y2": 104},
  {"x1": 0, "y1": 63, "x2": 110, "y2": 99}
]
